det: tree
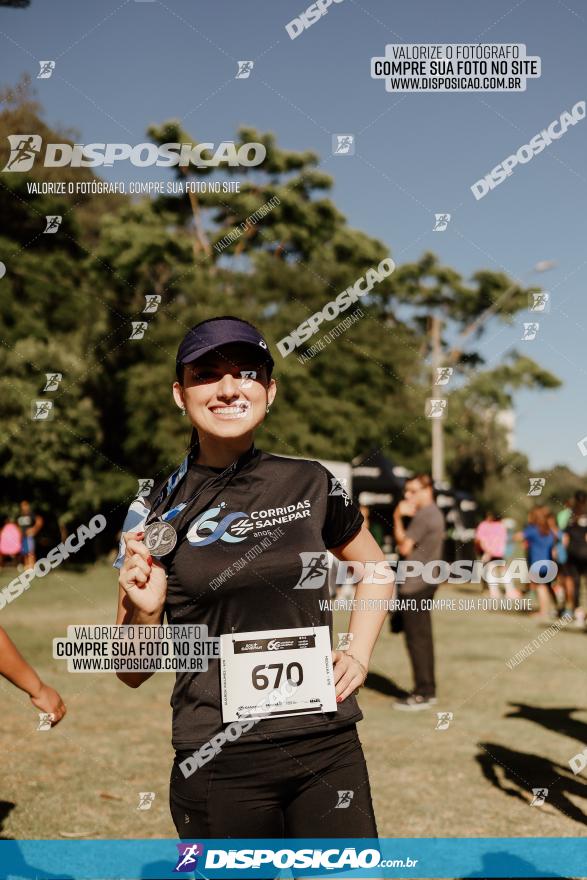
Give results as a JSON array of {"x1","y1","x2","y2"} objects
[
  {"x1": 0, "y1": 77, "x2": 123, "y2": 533},
  {"x1": 0, "y1": 84, "x2": 571, "y2": 539}
]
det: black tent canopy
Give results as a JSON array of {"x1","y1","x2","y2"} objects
[
  {"x1": 351, "y1": 449, "x2": 476, "y2": 559},
  {"x1": 351, "y1": 448, "x2": 409, "y2": 507}
]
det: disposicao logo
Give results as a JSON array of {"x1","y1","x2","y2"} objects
[
  {"x1": 3, "y1": 136, "x2": 267, "y2": 171},
  {"x1": 174, "y1": 843, "x2": 204, "y2": 872},
  {"x1": 277, "y1": 258, "x2": 395, "y2": 357}
]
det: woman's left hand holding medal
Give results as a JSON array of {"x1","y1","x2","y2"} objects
[{"x1": 118, "y1": 531, "x2": 168, "y2": 616}]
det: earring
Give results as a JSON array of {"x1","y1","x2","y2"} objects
[
  {"x1": 266, "y1": 405, "x2": 270, "y2": 414},
  {"x1": 181, "y1": 407, "x2": 186, "y2": 416}
]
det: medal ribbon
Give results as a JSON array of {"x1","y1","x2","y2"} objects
[{"x1": 144, "y1": 445, "x2": 259, "y2": 545}]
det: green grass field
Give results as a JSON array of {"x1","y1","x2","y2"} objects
[{"x1": 1, "y1": 561, "x2": 586, "y2": 844}]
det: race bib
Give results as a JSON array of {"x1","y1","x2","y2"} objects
[{"x1": 219, "y1": 625, "x2": 337, "y2": 723}]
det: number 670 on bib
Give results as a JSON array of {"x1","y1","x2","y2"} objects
[{"x1": 219, "y1": 625, "x2": 337, "y2": 722}]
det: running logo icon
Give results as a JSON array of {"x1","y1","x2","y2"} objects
[
  {"x1": 332, "y1": 134, "x2": 355, "y2": 155},
  {"x1": 530, "y1": 292, "x2": 550, "y2": 312},
  {"x1": 530, "y1": 788, "x2": 548, "y2": 806},
  {"x1": 293, "y1": 551, "x2": 329, "y2": 589},
  {"x1": 336, "y1": 632, "x2": 353, "y2": 650},
  {"x1": 174, "y1": 843, "x2": 204, "y2": 872},
  {"x1": 137, "y1": 478, "x2": 154, "y2": 497},
  {"x1": 137, "y1": 791, "x2": 155, "y2": 810},
  {"x1": 31, "y1": 400, "x2": 53, "y2": 420},
  {"x1": 37, "y1": 713, "x2": 53, "y2": 731},
  {"x1": 130, "y1": 321, "x2": 149, "y2": 340},
  {"x1": 528, "y1": 478, "x2": 545, "y2": 497},
  {"x1": 43, "y1": 372, "x2": 62, "y2": 391},
  {"x1": 433, "y1": 213, "x2": 451, "y2": 231},
  {"x1": 143, "y1": 294, "x2": 161, "y2": 313},
  {"x1": 236, "y1": 61, "x2": 254, "y2": 79},
  {"x1": 37, "y1": 60, "x2": 55, "y2": 79},
  {"x1": 239, "y1": 370, "x2": 257, "y2": 389},
  {"x1": 434, "y1": 367, "x2": 453, "y2": 386},
  {"x1": 3, "y1": 135, "x2": 42, "y2": 172},
  {"x1": 44, "y1": 215, "x2": 62, "y2": 233},
  {"x1": 522, "y1": 322, "x2": 539, "y2": 341},
  {"x1": 435, "y1": 711, "x2": 453, "y2": 730},
  {"x1": 335, "y1": 790, "x2": 354, "y2": 808},
  {"x1": 426, "y1": 398, "x2": 447, "y2": 419}
]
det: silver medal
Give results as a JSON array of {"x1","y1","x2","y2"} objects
[{"x1": 143, "y1": 520, "x2": 177, "y2": 557}]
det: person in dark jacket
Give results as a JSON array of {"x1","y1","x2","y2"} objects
[{"x1": 392, "y1": 474, "x2": 445, "y2": 710}]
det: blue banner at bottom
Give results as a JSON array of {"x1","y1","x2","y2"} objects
[{"x1": 0, "y1": 838, "x2": 585, "y2": 879}]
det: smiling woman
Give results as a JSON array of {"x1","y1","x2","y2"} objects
[
  {"x1": 173, "y1": 317, "x2": 276, "y2": 461},
  {"x1": 112, "y1": 314, "x2": 394, "y2": 845}
]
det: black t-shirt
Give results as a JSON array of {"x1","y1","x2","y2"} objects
[
  {"x1": 118, "y1": 450, "x2": 364, "y2": 749},
  {"x1": 566, "y1": 514, "x2": 587, "y2": 560}
]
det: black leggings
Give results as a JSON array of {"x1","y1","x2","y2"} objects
[
  {"x1": 566, "y1": 556, "x2": 587, "y2": 609},
  {"x1": 169, "y1": 724, "x2": 378, "y2": 839}
]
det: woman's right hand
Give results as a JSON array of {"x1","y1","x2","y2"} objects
[
  {"x1": 396, "y1": 499, "x2": 416, "y2": 518},
  {"x1": 118, "y1": 531, "x2": 168, "y2": 615}
]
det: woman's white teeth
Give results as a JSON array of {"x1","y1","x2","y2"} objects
[{"x1": 211, "y1": 403, "x2": 249, "y2": 418}]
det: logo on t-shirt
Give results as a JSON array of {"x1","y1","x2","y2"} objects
[
  {"x1": 185, "y1": 499, "x2": 314, "y2": 547},
  {"x1": 251, "y1": 500, "x2": 312, "y2": 529},
  {"x1": 186, "y1": 502, "x2": 253, "y2": 547}
]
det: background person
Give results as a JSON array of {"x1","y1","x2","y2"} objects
[
  {"x1": 0, "y1": 627, "x2": 66, "y2": 726},
  {"x1": 515, "y1": 506, "x2": 560, "y2": 619},
  {"x1": 391, "y1": 474, "x2": 445, "y2": 710},
  {"x1": 16, "y1": 500, "x2": 44, "y2": 570},
  {"x1": 563, "y1": 490, "x2": 587, "y2": 624},
  {"x1": 0, "y1": 516, "x2": 22, "y2": 568},
  {"x1": 554, "y1": 498, "x2": 573, "y2": 613},
  {"x1": 474, "y1": 512, "x2": 519, "y2": 600}
]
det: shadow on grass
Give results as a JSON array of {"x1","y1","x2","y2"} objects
[
  {"x1": 505, "y1": 703, "x2": 587, "y2": 745},
  {"x1": 139, "y1": 859, "x2": 176, "y2": 880},
  {"x1": 0, "y1": 836, "x2": 74, "y2": 878},
  {"x1": 0, "y1": 800, "x2": 15, "y2": 840},
  {"x1": 476, "y1": 742, "x2": 587, "y2": 826},
  {"x1": 363, "y1": 670, "x2": 408, "y2": 699},
  {"x1": 459, "y1": 850, "x2": 572, "y2": 879}
]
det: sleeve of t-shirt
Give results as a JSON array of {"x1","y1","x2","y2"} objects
[
  {"x1": 319, "y1": 466, "x2": 364, "y2": 549},
  {"x1": 522, "y1": 526, "x2": 531, "y2": 541}
]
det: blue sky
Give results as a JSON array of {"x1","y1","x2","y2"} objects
[{"x1": 1, "y1": 0, "x2": 586, "y2": 471}]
